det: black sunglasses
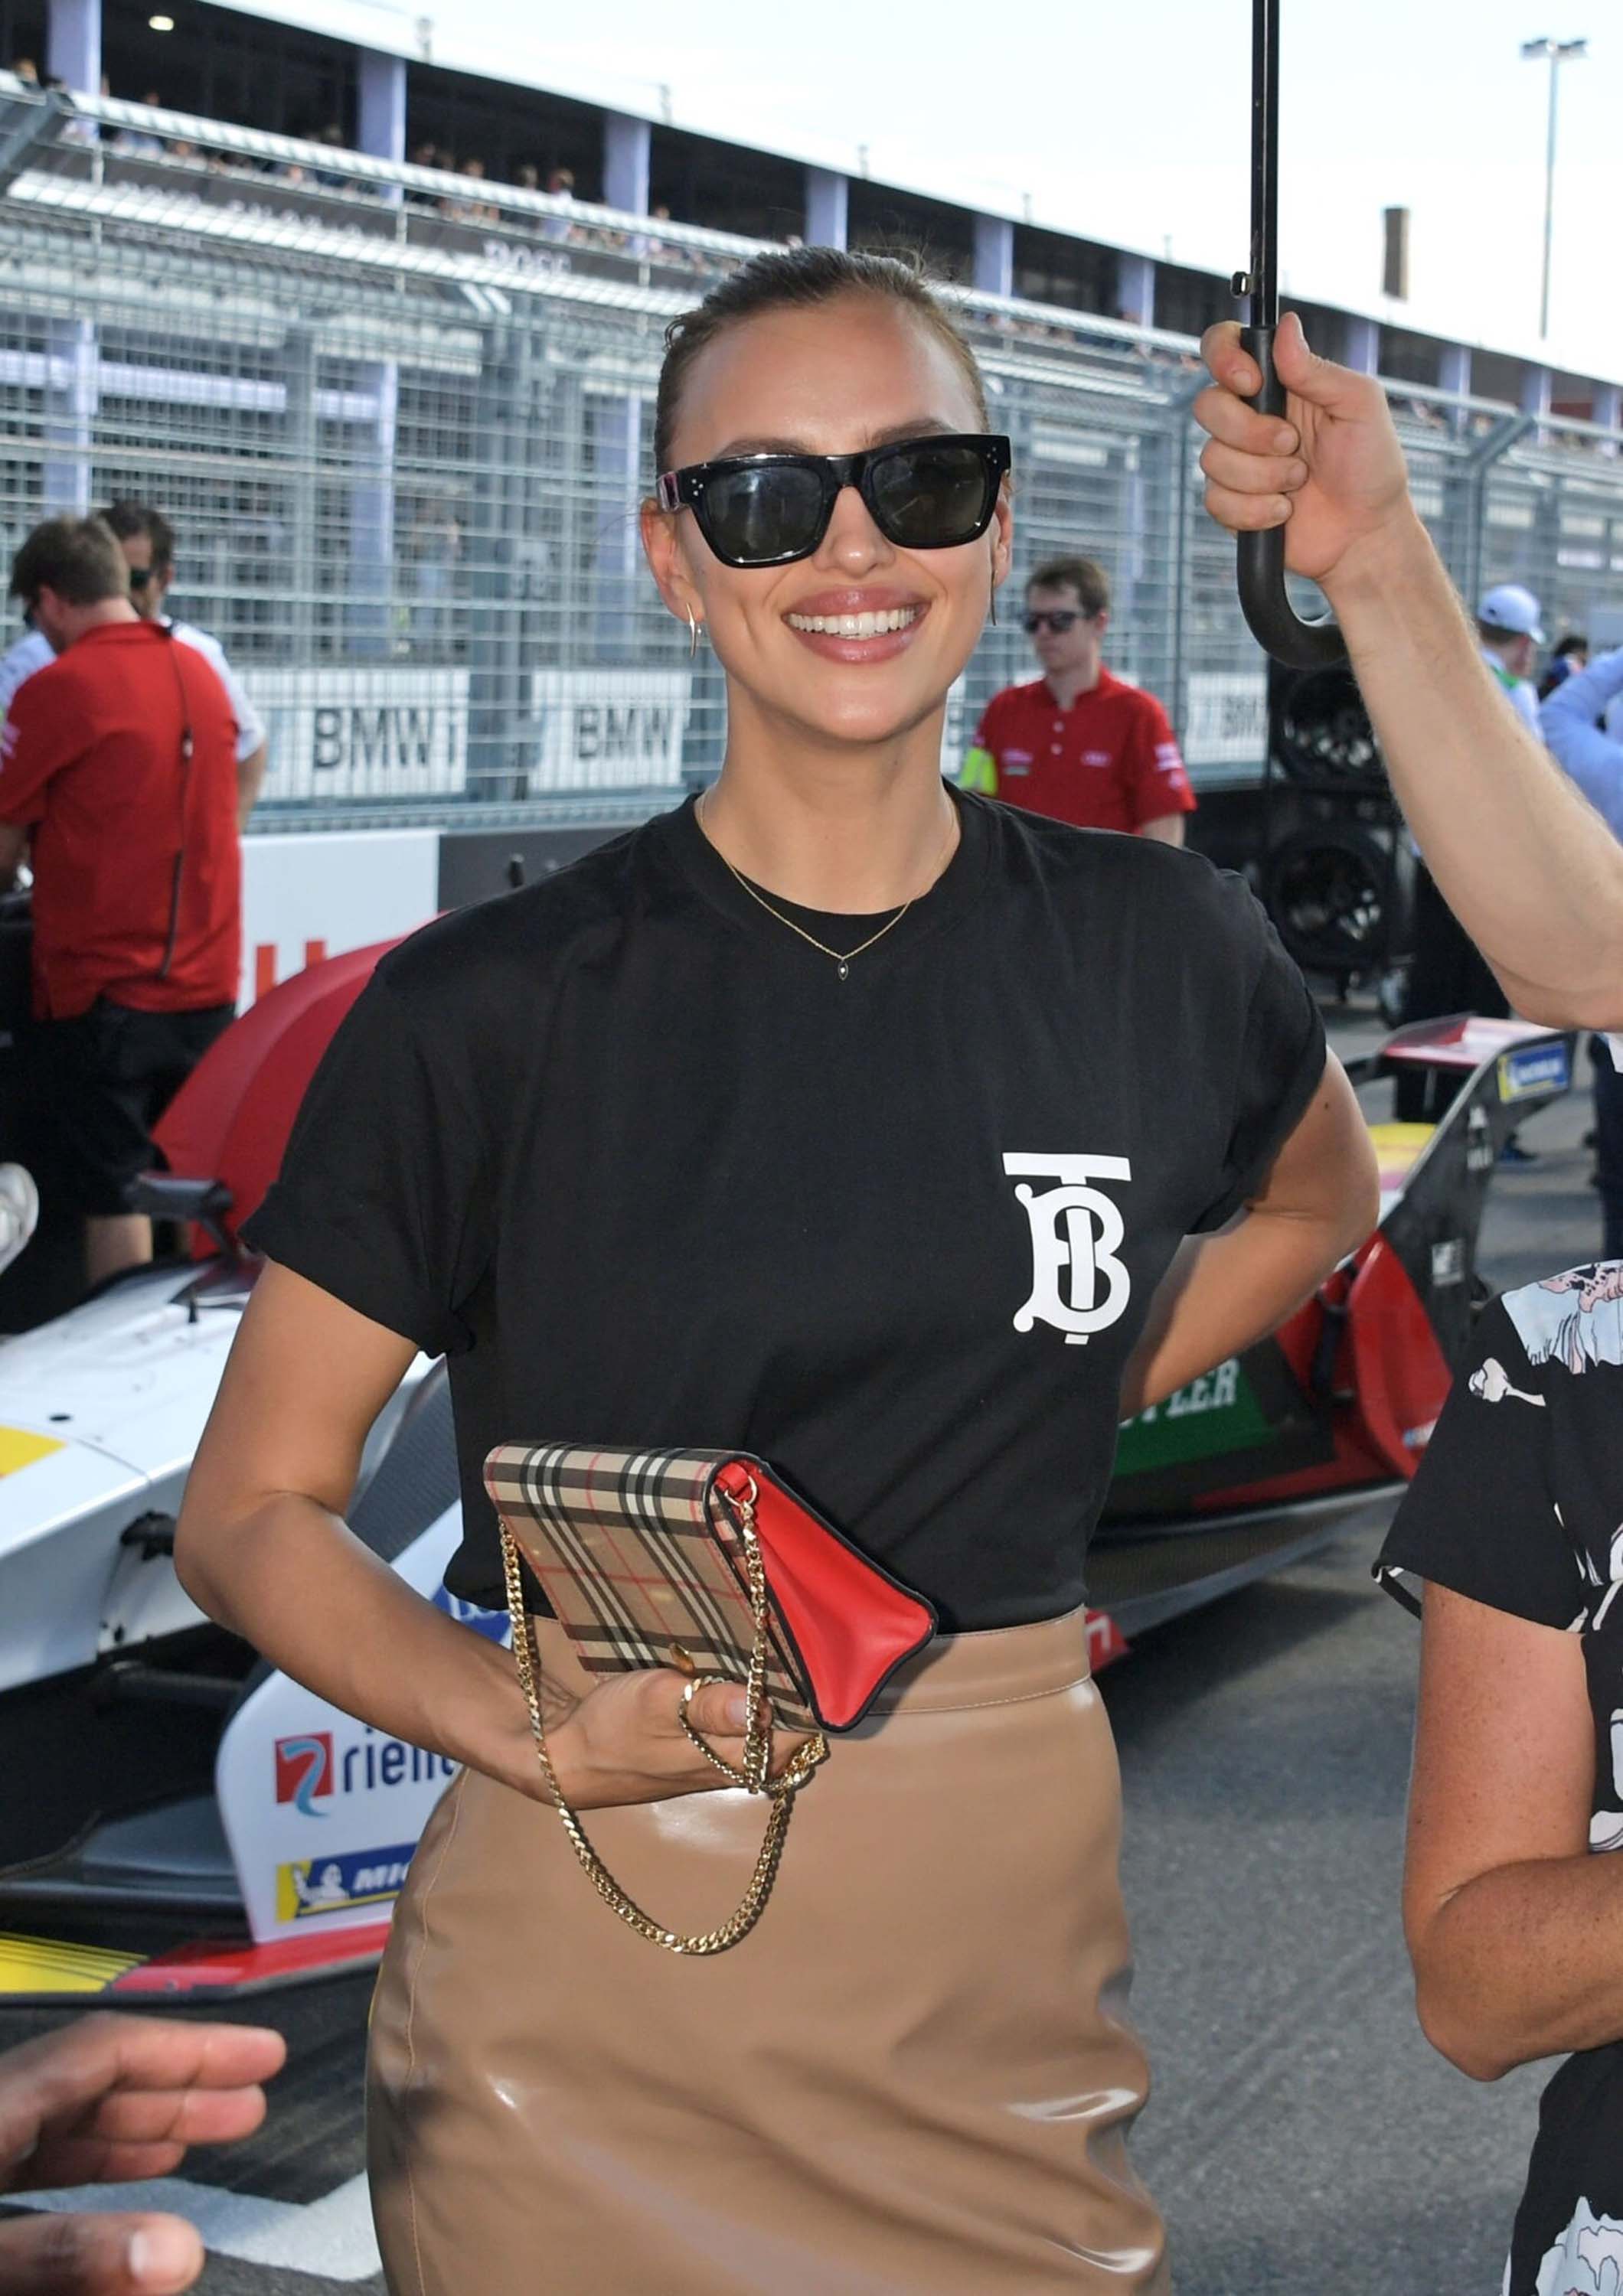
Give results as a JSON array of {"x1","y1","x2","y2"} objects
[
  {"x1": 1022, "y1": 608, "x2": 1092, "y2": 635},
  {"x1": 657, "y1": 433, "x2": 1011, "y2": 570},
  {"x1": 127, "y1": 566, "x2": 157, "y2": 591}
]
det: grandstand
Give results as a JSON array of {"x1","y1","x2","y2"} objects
[{"x1": 1, "y1": 28, "x2": 1621, "y2": 854}]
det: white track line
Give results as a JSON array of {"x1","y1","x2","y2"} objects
[{"x1": 12, "y1": 2172, "x2": 380, "y2": 2280}]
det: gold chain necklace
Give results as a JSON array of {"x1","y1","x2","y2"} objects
[{"x1": 697, "y1": 791, "x2": 956, "y2": 982}]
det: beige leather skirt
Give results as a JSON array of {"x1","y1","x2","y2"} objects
[{"x1": 367, "y1": 1609, "x2": 1167, "y2": 2294}]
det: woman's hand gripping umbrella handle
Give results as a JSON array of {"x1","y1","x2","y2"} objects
[{"x1": 1236, "y1": 325, "x2": 1348, "y2": 670}]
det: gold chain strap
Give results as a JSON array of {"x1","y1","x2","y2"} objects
[{"x1": 499, "y1": 1480, "x2": 829, "y2": 1955}]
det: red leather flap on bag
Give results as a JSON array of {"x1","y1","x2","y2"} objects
[{"x1": 714, "y1": 1459, "x2": 936, "y2": 1732}]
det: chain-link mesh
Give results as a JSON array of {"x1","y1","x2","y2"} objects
[{"x1": 2, "y1": 81, "x2": 1621, "y2": 830}]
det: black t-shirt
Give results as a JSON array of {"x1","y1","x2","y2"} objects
[
  {"x1": 1377, "y1": 1273, "x2": 1623, "y2": 2293},
  {"x1": 242, "y1": 791, "x2": 1326, "y2": 1631}
]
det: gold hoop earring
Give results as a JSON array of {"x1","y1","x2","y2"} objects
[{"x1": 686, "y1": 606, "x2": 704, "y2": 661}]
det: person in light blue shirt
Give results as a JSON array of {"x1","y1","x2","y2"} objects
[
  {"x1": 1540, "y1": 644, "x2": 1623, "y2": 843},
  {"x1": 1540, "y1": 646, "x2": 1623, "y2": 1257}
]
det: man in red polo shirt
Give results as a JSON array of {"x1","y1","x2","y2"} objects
[
  {"x1": 0, "y1": 516, "x2": 241, "y2": 1283},
  {"x1": 960, "y1": 555, "x2": 1196, "y2": 843}
]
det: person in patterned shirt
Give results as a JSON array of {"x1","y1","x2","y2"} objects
[{"x1": 1378, "y1": 1265, "x2": 1623, "y2": 2292}]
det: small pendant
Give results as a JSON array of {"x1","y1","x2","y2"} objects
[{"x1": 837, "y1": 960, "x2": 850, "y2": 981}]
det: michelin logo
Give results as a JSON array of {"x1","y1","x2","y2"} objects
[{"x1": 276, "y1": 1841, "x2": 416, "y2": 1922}]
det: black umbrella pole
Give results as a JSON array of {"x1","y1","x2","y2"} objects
[
  {"x1": 1238, "y1": 0, "x2": 1282, "y2": 430},
  {"x1": 1232, "y1": 0, "x2": 1346, "y2": 666},
  {"x1": 1246, "y1": 0, "x2": 1280, "y2": 330}
]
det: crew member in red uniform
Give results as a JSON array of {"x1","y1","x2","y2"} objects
[
  {"x1": 0, "y1": 516, "x2": 242, "y2": 1284},
  {"x1": 960, "y1": 554, "x2": 1196, "y2": 843}
]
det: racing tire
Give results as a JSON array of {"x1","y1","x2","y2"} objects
[
  {"x1": 1263, "y1": 823, "x2": 1393, "y2": 977},
  {"x1": 1274, "y1": 667, "x2": 1384, "y2": 788}
]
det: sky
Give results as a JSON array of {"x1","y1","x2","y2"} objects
[{"x1": 261, "y1": 0, "x2": 1622, "y2": 379}]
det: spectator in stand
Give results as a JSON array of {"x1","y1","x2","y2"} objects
[
  {"x1": 0, "y1": 517, "x2": 243, "y2": 1284},
  {"x1": 312, "y1": 122, "x2": 348, "y2": 190},
  {"x1": 1539, "y1": 632, "x2": 1589, "y2": 703},
  {"x1": 407, "y1": 139, "x2": 440, "y2": 209},
  {"x1": 97, "y1": 500, "x2": 267, "y2": 828},
  {"x1": 447, "y1": 155, "x2": 498, "y2": 224},
  {"x1": 513, "y1": 161, "x2": 539, "y2": 191},
  {"x1": 114, "y1": 93, "x2": 165, "y2": 158},
  {"x1": 1540, "y1": 646, "x2": 1623, "y2": 1255},
  {"x1": 11, "y1": 56, "x2": 37, "y2": 82},
  {"x1": 958, "y1": 555, "x2": 1195, "y2": 843},
  {"x1": 540, "y1": 164, "x2": 573, "y2": 243}
]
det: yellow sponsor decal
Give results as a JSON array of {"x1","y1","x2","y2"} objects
[
  {"x1": 1366, "y1": 1120, "x2": 1434, "y2": 1179},
  {"x1": 0, "y1": 1932, "x2": 142, "y2": 1994},
  {"x1": 276, "y1": 1846, "x2": 413, "y2": 1922},
  {"x1": 0, "y1": 1427, "x2": 64, "y2": 1478}
]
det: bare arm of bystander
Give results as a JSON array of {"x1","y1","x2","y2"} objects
[
  {"x1": 1196, "y1": 314, "x2": 1623, "y2": 1029},
  {"x1": 1402, "y1": 1582, "x2": 1618, "y2": 2081}
]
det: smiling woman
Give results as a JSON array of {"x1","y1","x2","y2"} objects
[
  {"x1": 638, "y1": 250, "x2": 1013, "y2": 854},
  {"x1": 178, "y1": 245, "x2": 1378, "y2": 2296}
]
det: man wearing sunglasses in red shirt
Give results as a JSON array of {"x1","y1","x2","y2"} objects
[{"x1": 958, "y1": 554, "x2": 1196, "y2": 843}]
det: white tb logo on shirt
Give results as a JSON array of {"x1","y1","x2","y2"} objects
[{"x1": 1002, "y1": 1153, "x2": 1133, "y2": 1345}]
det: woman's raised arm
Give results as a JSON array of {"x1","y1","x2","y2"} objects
[{"x1": 1196, "y1": 313, "x2": 1623, "y2": 1030}]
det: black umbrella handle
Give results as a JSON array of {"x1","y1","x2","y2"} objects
[{"x1": 1236, "y1": 325, "x2": 1347, "y2": 670}]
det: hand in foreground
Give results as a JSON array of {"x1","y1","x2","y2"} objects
[
  {"x1": 0, "y1": 2012, "x2": 286, "y2": 2294},
  {"x1": 1194, "y1": 311, "x2": 1416, "y2": 592},
  {"x1": 544, "y1": 1668, "x2": 817, "y2": 1810}
]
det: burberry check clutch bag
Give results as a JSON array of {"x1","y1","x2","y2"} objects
[
  {"x1": 482, "y1": 1444, "x2": 937, "y2": 1955},
  {"x1": 483, "y1": 1444, "x2": 936, "y2": 1733}
]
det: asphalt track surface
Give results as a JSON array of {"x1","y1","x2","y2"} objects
[{"x1": 0, "y1": 1013, "x2": 1602, "y2": 2294}]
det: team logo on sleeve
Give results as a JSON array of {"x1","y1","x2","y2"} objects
[{"x1": 1001, "y1": 1154, "x2": 1132, "y2": 1345}]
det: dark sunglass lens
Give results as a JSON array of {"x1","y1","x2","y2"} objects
[
  {"x1": 127, "y1": 567, "x2": 152, "y2": 589},
  {"x1": 868, "y1": 443, "x2": 993, "y2": 549},
  {"x1": 701, "y1": 463, "x2": 827, "y2": 565}
]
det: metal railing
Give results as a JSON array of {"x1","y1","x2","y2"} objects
[{"x1": 2, "y1": 81, "x2": 1621, "y2": 830}]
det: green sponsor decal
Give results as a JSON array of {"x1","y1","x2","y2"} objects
[{"x1": 1113, "y1": 1356, "x2": 1274, "y2": 1476}]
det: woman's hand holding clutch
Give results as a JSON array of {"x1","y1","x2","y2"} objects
[{"x1": 537, "y1": 1668, "x2": 818, "y2": 1812}]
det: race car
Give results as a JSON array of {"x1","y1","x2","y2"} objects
[{"x1": 0, "y1": 939, "x2": 1575, "y2": 2000}]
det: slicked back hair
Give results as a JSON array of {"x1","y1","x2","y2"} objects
[{"x1": 654, "y1": 246, "x2": 989, "y2": 478}]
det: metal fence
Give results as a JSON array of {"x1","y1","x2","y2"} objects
[{"x1": 3, "y1": 81, "x2": 1622, "y2": 831}]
